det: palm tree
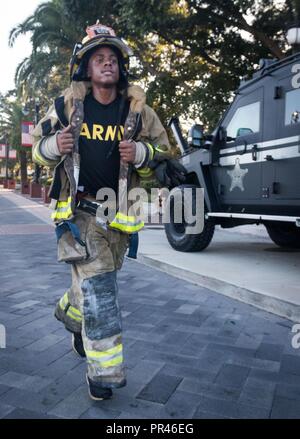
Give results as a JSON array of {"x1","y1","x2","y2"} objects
[
  {"x1": 9, "y1": 1, "x2": 76, "y2": 98},
  {"x1": 9, "y1": 0, "x2": 122, "y2": 99},
  {"x1": 6, "y1": 0, "x2": 125, "y2": 181},
  {"x1": 0, "y1": 92, "x2": 30, "y2": 184},
  {"x1": 14, "y1": 51, "x2": 69, "y2": 104}
]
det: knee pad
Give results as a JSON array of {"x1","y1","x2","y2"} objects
[{"x1": 81, "y1": 271, "x2": 122, "y2": 340}]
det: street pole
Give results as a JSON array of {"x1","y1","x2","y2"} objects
[
  {"x1": 5, "y1": 133, "x2": 9, "y2": 182},
  {"x1": 33, "y1": 98, "x2": 41, "y2": 183}
]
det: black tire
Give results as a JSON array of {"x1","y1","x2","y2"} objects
[
  {"x1": 266, "y1": 222, "x2": 300, "y2": 249},
  {"x1": 164, "y1": 185, "x2": 215, "y2": 252}
]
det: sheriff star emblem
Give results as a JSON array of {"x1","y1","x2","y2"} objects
[{"x1": 227, "y1": 158, "x2": 248, "y2": 192}]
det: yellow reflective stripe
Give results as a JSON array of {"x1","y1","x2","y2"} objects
[
  {"x1": 87, "y1": 355, "x2": 123, "y2": 368},
  {"x1": 155, "y1": 144, "x2": 168, "y2": 153},
  {"x1": 110, "y1": 221, "x2": 144, "y2": 233},
  {"x1": 61, "y1": 292, "x2": 68, "y2": 303},
  {"x1": 137, "y1": 167, "x2": 153, "y2": 177},
  {"x1": 59, "y1": 293, "x2": 69, "y2": 310},
  {"x1": 33, "y1": 152, "x2": 48, "y2": 167},
  {"x1": 69, "y1": 305, "x2": 81, "y2": 317},
  {"x1": 33, "y1": 146, "x2": 53, "y2": 167},
  {"x1": 57, "y1": 197, "x2": 72, "y2": 208},
  {"x1": 86, "y1": 344, "x2": 122, "y2": 358},
  {"x1": 66, "y1": 308, "x2": 82, "y2": 322},
  {"x1": 110, "y1": 211, "x2": 144, "y2": 232},
  {"x1": 101, "y1": 355, "x2": 123, "y2": 368},
  {"x1": 115, "y1": 212, "x2": 136, "y2": 223},
  {"x1": 51, "y1": 209, "x2": 72, "y2": 220},
  {"x1": 145, "y1": 143, "x2": 155, "y2": 160},
  {"x1": 136, "y1": 143, "x2": 154, "y2": 179},
  {"x1": 59, "y1": 292, "x2": 82, "y2": 321},
  {"x1": 86, "y1": 345, "x2": 123, "y2": 368},
  {"x1": 114, "y1": 212, "x2": 144, "y2": 226},
  {"x1": 52, "y1": 197, "x2": 73, "y2": 219}
]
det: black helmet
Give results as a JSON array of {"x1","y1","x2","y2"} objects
[{"x1": 70, "y1": 22, "x2": 133, "y2": 88}]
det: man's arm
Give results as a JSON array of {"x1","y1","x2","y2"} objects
[
  {"x1": 134, "y1": 105, "x2": 171, "y2": 179},
  {"x1": 32, "y1": 92, "x2": 74, "y2": 168},
  {"x1": 32, "y1": 103, "x2": 63, "y2": 168}
]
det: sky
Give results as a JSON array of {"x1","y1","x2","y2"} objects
[
  {"x1": 1, "y1": 0, "x2": 43, "y2": 95},
  {"x1": 0, "y1": 0, "x2": 286, "y2": 96}
]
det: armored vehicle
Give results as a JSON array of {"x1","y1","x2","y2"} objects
[{"x1": 166, "y1": 52, "x2": 300, "y2": 251}]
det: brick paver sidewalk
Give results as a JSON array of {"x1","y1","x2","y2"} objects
[{"x1": 0, "y1": 191, "x2": 300, "y2": 419}]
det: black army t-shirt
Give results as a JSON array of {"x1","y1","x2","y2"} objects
[{"x1": 78, "y1": 92, "x2": 129, "y2": 196}]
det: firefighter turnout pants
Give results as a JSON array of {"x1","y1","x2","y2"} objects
[{"x1": 54, "y1": 209, "x2": 129, "y2": 389}]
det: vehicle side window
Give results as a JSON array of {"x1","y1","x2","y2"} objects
[
  {"x1": 226, "y1": 101, "x2": 260, "y2": 139},
  {"x1": 285, "y1": 88, "x2": 300, "y2": 125}
]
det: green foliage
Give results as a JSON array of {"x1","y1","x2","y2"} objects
[
  {"x1": 0, "y1": 92, "x2": 34, "y2": 182},
  {"x1": 7, "y1": 0, "x2": 299, "y2": 134},
  {"x1": 0, "y1": 92, "x2": 23, "y2": 150},
  {"x1": 116, "y1": 0, "x2": 295, "y2": 129}
]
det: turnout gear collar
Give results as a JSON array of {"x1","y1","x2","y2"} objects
[{"x1": 70, "y1": 22, "x2": 133, "y2": 83}]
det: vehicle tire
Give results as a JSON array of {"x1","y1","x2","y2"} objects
[
  {"x1": 164, "y1": 185, "x2": 215, "y2": 252},
  {"x1": 265, "y1": 222, "x2": 300, "y2": 249}
]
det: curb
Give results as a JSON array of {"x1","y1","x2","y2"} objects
[
  {"x1": 5, "y1": 189, "x2": 300, "y2": 322},
  {"x1": 137, "y1": 254, "x2": 300, "y2": 323}
]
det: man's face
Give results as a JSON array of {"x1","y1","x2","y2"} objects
[{"x1": 87, "y1": 46, "x2": 120, "y2": 87}]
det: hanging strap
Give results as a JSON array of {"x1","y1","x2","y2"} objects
[
  {"x1": 106, "y1": 94, "x2": 128, "y2": 159},
  {"x1": 54, "y1": 96, "x2": 69, "y2": 128},
  {"x1": 55, "y1": 220, "x2": 86, "y2": 247}
]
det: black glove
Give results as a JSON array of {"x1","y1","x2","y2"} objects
[{"x1": 148, "y1": 155, "x2": 187, "y2": 188}]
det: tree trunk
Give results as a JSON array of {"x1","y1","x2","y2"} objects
[
  {"x1": 292, "y1": 0, "x2": 300, "y2": 22},
  {"x1": 250, "y1": 29, "x2": 285, "y2": 60},
  {"x1": 19, "y1": 150, "x2": 28, "y2": 184}
]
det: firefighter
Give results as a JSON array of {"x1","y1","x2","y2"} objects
[{"x1": 32, "y1": 22, "x2": 186, "y2": 401}]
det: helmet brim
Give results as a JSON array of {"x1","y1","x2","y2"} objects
[{"x1": 76, "y1": 35, "x2": 133, "y2": 60}]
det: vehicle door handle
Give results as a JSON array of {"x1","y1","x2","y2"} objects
[
  {"x1": 236, "y1": 140, "x2": 247, "y2": 155},
  {"x1": 241, "y1": 140, "x2": 247, "y2": 155},
  {"x1": 252, "y1": 144, "x2": 258, "y2": 161}
]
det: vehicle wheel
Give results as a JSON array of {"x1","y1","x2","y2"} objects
[
  {"x1": 164, "y1": 185, "x2": 215, "y2": 252},
  {"x1": 265, "y1": 222, "x2": 300, "y2": 249}
]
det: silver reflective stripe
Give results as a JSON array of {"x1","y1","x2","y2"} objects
[
  {"x1": 220, "y1": 144, "x2": 300, "y2": 166},
  {"x1": 112, "y1": 217, "x2": 143, "y2": 226},
  {"x1": 207, "y1": 212, "x2": 300, "y2": 224},
  {"x1": 56, "y1": 206, "x2": 71, "y2": 213},
  {"x1": 219, "y1": 135, "x2": 300, "y2": 156},
  {"x1": 261, "y1": 135, "x2": 299, "y2": 149}
]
